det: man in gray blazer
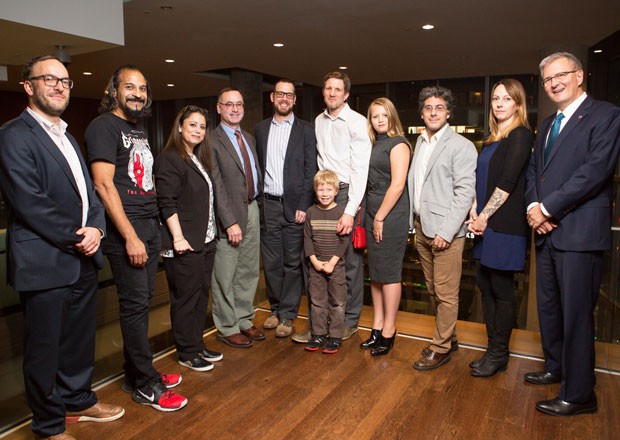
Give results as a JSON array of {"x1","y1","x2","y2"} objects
[
  {"x1": 210, "y1": 88, "x2": 265, "y2": 348},
  {"x1": 407, "y1": 86, "x2": 477, "y2": 371}
]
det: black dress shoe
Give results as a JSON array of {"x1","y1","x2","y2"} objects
[
  {"x1": 370, "y1": 332, "x2": 396, "y2": 356},
  {"x1": 535, "y1": 396, "x2": 597, "y2": 416},
  {"x1": 470, "y1": 356, "x2": 508, "y2": 377},
  {"x1": 360, "y1": 329, "x2": 381, "y2": 349},
  {"x1": 524, "y1": 371, "x2": 561, "y2": 385},
  {"x1": 469, "y1": 352, "x2": 487, "y2": 369}
]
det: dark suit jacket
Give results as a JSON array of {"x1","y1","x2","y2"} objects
[
  {"x1": 209, "y1": 124, "x2": 262, "y2": 236},
  {"x1": 155, "y1": 148, "x2": 214, "y2": 251},
  {"x1": 525, "y1": 96, "x2": 620, "y2": 251},
  {"x1": 255, "y1": 116, "x2": 317, "y2": 222},
  {"x1": 483, "y1": 126, "x2": 533, "y2": 236},
  {"x1": 0, "y1": 110, "x2": 105, "y2": 291}
]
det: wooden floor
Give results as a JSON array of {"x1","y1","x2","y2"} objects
[{"x1": 4, "y1": 307, "x2": 620, "y2": 440}]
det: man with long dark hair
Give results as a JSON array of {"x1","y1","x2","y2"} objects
[{"x1": 85, "y1": 65, "x2": 188, "y2": 412}]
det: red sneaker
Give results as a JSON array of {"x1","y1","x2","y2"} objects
[
  {"x1": 132, "y1": 382, "x2": 188, "y2": 412},
  {"x1": 161, "y1": 373, "x2": 182, "y2": 388}
]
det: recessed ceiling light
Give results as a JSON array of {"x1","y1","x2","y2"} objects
[
  {"x1": 164, "y1": 59, "x2": 175, "y2": 63},
  {"x1": 273, "y1": 43, "x2": 284, "y2": 48},
  {"x1": 593, "y1": 49, "x2": 603, "y2": 53},
  {"x1": 339, "y1": 66, "x2": 348, "y2": 70},
  {"x1": 422, "y1": 24, "x2": 434, "y2": 30},
  {"x1": 83, "y1": 72, "x2": 92, "y2": 76},
  {"x1": 18, "y1": 81, "x2": 24, "y2": 85},
  {"x1": 167, "y1": 83, "x2": 175, "y2": 87}
]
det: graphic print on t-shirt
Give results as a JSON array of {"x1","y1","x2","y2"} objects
[{"x1": 121, "y1": 131, "x2": 154, "y2": 191}]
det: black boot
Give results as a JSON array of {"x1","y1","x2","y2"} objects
[
  {"x1": 469, "y1": 351, "x2": 487, "y2": 369},
  {"x1": 370, "y1": 332, "x2": 396, "y2": 356},
  {"x1": 470, "y1": 355, "x2": 508, "y2": 377},
  {"x1": 360, "y1": 329, "x2": 381, "y2": 349}
]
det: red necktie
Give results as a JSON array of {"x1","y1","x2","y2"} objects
[{"x1": 235, "y1": 129, "x2": 255, "y2": 201}]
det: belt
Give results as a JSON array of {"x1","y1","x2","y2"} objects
[{"x1": 264, "y1": 193, "x2": 284, "y2": 202}]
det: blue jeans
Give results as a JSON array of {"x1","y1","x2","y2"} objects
[{"x1": 103, "y1": 217, "x2": 161, "y2": 389}]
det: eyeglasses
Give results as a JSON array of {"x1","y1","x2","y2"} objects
[
  {"x1": 273, "y1": 91, "x2": 295, "y2": 99},
  {"x1": 218, "y1": 101, "x2": 244, "y2": 109},
  {"x1": 423, "y1": 104, "x2": 447, "y2": 113},
  {"x1": 541, "y1": 70, "x2": 578, "y2": 86},
  {"x1": 28, "y1": 74, "x2": 74, "y2": 89}
]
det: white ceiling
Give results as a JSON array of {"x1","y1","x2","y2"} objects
[{"x1": 1, "y1": 0, "x2": 619, "y2": 100}]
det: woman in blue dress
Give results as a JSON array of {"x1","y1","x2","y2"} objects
[{"x1": 466, "y1": 79, "x2": 533, "y2": 377}]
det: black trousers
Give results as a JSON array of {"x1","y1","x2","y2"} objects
[
  {"x1": 163, "y1": 240, "x2": 216, "y2": 360},
  {"x1": 20, "y1": 257, "x2": 99, "y2": 437},
  {"x1": 475, "y1": 261, "x2": 516, "y2": 359},
  {"x1": 103, "y1": 217, "x2": 161, "y2": 389},
  {"x1": 260, "y1": 198, "x2": 304, "y2": 320},
  {"x1": 535, "y1": 240, "x2": 602, "y2": 403}
]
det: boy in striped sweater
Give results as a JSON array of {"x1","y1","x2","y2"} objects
[{"x1": 303, "y1": 170, "x2": 350, "y2": 354}]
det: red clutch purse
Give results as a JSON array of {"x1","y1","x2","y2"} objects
[{"x1": 352, "y1": 209, "x2": 366, "y2": 249}]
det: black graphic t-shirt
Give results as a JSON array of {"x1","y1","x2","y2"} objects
[{"x1": 85, "y1": 112, "x2": 157, "y2": 220}]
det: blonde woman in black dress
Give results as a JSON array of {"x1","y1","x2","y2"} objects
[{"x1": 361, "y1": 98, "x2": 412, "y2": 356}]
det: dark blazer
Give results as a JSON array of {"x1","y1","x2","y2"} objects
[
  {"x1": 209, "y1": 124, "x2": 262, "y2": 236},
  {"x1": 255, "y1": 116, "x2": 317, "y2": 222},
  {"x1": 0, "y1": 110, "x2": 105, "y2": 291},
  {"x1": 525, "y1": 96, "x2": 620, "y2": 251},
  {"x1": 483, "y1": 126, "x2": 533, "y2": 236},
  {"x1": 155, "y1": 148, "x2": 214, "y2": 251}
]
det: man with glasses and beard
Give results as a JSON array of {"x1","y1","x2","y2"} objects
[
  {"x1": 255, "y1": 79, "x2": 317, "y2": 338},
  {"x1": 0, "y1": 55, "x2": 124, "y2": 440},
  {"x1": 85, "y1": 65, "x2": 188, "y2": 412}
]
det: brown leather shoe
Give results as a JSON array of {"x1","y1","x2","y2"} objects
[
  {"x1": 34, "y1": 431, "x2": 76, "y2": 440},
  {"x1": 242, "y1": 325, "x2": 266, "y2": 341},
  {"x1": 412, "y1": 346, "x2": 451, "y2": 371},
  {"x1": 218, "y1": 332, "x2": 253, "y2": 348},
  {"x1": 65, "y1": 402, "x2": 125, "y2": 423}
]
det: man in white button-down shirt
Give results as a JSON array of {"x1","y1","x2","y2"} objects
[{"x1": 305, "y1": 72, "x2": 371, "y2": 341}]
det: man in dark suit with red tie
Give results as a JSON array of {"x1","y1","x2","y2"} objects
[
  {"x1": 525, "y1": 51, "x2": 620, "y2": 416},
  {"x1": 0, "y1": 55, "x2": 124, "y2": 439},
  {"x1": 210, "y1": 88, "x2": 265, "y2": 347},
  {"x1": 255, "y1": 79, "x2": 317, "y2": 338}
]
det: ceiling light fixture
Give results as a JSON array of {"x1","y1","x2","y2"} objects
[
  {"x1": 167, "y1": 83, "x2": 175, "y2": 87},
  {"x1": 165, "y1": 59, "x2": 175, "y2": 63},
  {"x1": 339, "y1": 66, "x2": 348, "y2": 70},
  {"x1": 83, "y1": 72, "x2": 92, "y2": 76},
  {"x1": 273, "y1": 43, "x2": 284, "y2": 48},
  {"x1": 593, "y1": 49, "x2": 603, "y2": 53},
  {"x1": 422, "y1": 24, "x2": 434, "y2": 30}
]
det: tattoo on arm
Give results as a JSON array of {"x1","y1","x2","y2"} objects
[{"x1": 480, "y1": 188, "x2": 509, "y2": 220}]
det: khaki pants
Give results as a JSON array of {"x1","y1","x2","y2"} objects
[{"x1": 415, "y1": 219, "x2": 464, "y2": 353}]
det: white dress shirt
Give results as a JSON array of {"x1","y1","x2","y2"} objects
[{"x1": 315, "y1": 103, "x2": 372, "y2": 216}]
